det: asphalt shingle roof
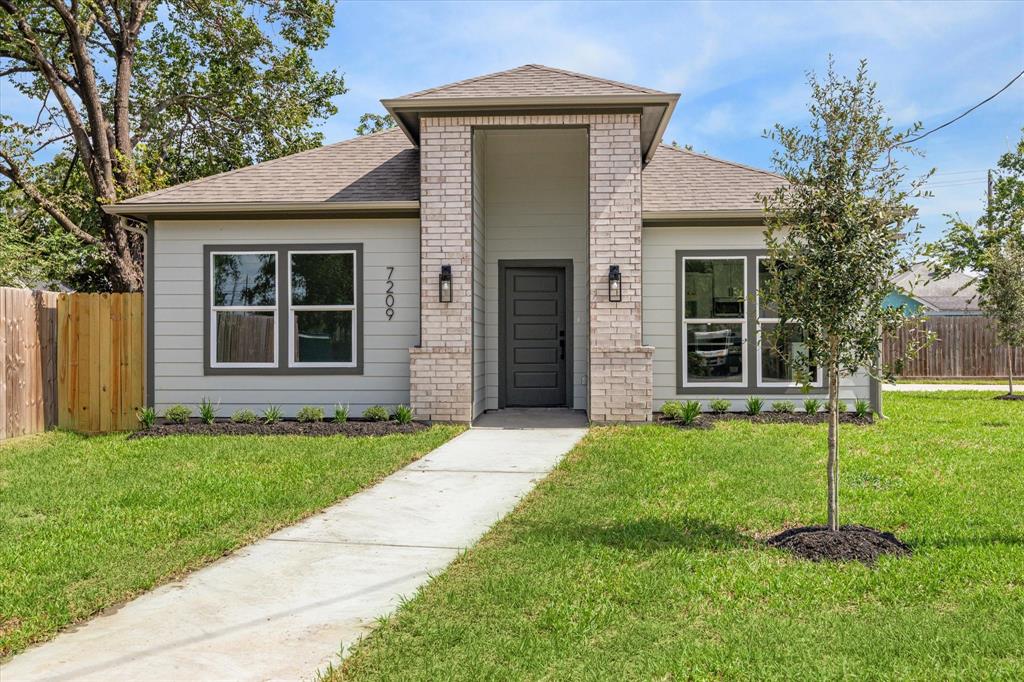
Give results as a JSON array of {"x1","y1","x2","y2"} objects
[
  {"x1": 121, "y1": 128, "x2": 419, "y2": 205},
  {"x1": 641, "y1": 144, "x2": 785, "y2": 212},
  {"x1": 394, "y1": 64, "x2": 667, "y2": 100}
]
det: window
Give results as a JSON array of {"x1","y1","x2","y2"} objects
[
  {"x1": 757, "y1": 258, "x2": 821, "y2": 387},
  {"x1": 205, "y1": 244, "x2": 362, "y2": 374},
  {"x1": 681, "y1": 257, "x2": 746, "y2": 386},
  {"x1": 210, "y1": 252, "x2": 278, "y2": 367},
  {"x1": 289, "y1": 251, "x2": 357, "y2": 367}
]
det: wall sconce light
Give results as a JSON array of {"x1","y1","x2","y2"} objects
[
  {"x1": 608, "y1": 265, "x2": 622, "y2": 302},
  {"x1": 439, "y1": 265, "x2": 453, "y2": 303}
]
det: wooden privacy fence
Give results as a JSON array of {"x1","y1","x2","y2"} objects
[
  {"x1": 1, "y1": 288, "x2": 58, "y2": 440},
  {"x1": 57, "y1": 292, "x2": 145, "y2": 434},
  {"x1": 883, "y1": 315, "x2": 1023, "y2": 379}
]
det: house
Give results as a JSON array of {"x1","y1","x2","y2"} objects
[
  {"x1": 104, "y1": 64, "x2": 878, "y2": 423},
  {"x1": 885, "y1": 263, "x2": 982, "y2": 316}
]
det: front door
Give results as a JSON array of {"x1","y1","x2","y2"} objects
[{"x1": 502, "y1": 266, "x2": 568, "y2": 407}]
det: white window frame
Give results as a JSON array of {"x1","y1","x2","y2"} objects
[
  {"x1": 287, "y1": 249, "x2": 358, "y2": 369},
  {"x1": 680, "y1": 255, "x2": 748, "y2": 388},
  {"x1": 209, "y1": 250, "x2": 278, "y2": 369},
  {"x1": 756, "y1": 256, "x2": 823, "y2": 388}
]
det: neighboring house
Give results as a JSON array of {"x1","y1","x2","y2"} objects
[
  {"x1": 105, "y1": 64, "x2": 877, "y2": 423},
  {"x1": 886, "y1": 263, "x2": 982, "y2": 316}
]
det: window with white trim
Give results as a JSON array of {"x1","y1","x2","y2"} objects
[
  {"x1": 288, "y1": 250, "x2": 357, "y2": 367},
  {"x1": 210, "y1": 251, "x2": 278, "y2": 367},
  {"x1": 756, "y1": 257, "x2": 822, "y2": 387},
  {"x1": 681, "y1": 256, "x2": 747, "y2": 386}
]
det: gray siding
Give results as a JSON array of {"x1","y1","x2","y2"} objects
[
  {"x1": 152, "y1": 218, "x2": 420, "y2": 416},
  {"x1": 641, "y1": 225, "x2": 871, "y2": 410},
  {"x1": 479, "y1": 128, "x2": 589, "y2": 410},
  {"x1": 472, "y1": 136, "x2": 487, "y2": 418}
]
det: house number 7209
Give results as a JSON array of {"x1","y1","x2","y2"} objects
[{"x1": 385, "y1": 267, "x2": 395, "y2": 320}]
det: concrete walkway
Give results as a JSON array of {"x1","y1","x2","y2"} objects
[
  {"x1": 884, "y1": 383, "x2": 1008, "y2": 392},
  {"x1": 3, "y1": 410, "x2": 588, "y2": 682}
]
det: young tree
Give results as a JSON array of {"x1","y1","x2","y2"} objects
[
  {"x1": 1, "y1": 1, "x2": 347, "y2": 291},
  {"x1": 929, "y1": 133, "x2": 1024, "y2": 395},
  {"x1": 761, "y1": 59, "x2": 931, "y2": 532}
]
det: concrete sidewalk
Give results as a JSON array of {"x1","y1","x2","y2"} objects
[
  {"x1": 3, "y1": 411, "x2": 588, "y2": 682},
  {"x1": 884, "y1": 383, "x2": 1008, "y2": 392}
]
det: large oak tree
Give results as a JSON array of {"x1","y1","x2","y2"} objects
[{"x1": 1, "y1": 0, "x2": 346, "y2": 290}]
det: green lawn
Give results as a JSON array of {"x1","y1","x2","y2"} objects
[
  {"x1": 0, "y1": 426, "x2": 462, "y2": 658},
  {"x1": 338, "y1": 393, "x2": 1024, "y2": 681}
]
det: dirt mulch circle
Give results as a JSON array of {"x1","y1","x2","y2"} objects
[
  {"x1": 655, "y1": 411, "x2": 873, "y2": 430},
  {"x1": 766, "y1": 525, "x2": 911, "y2": 565},
  {"x1": 129, "y1": 419, "x2": 428, "y2": 439},
  {"x1": 994, "y1": 393, "x2": 1024, "y2": 401}
]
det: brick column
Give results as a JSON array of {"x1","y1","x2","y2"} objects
[
  {"x1": 410, "y1": 117, "x2": 474, "y2": 422},
  {"x1": 588, "y1": 114, "x2": 653, "y2": 422}
]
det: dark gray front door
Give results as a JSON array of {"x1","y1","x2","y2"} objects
[{"x1": 503, "y1": 266, "x2": 567, "y2": 407}]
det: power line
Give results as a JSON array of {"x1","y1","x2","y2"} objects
[{"x1": 903, "y1": 67, "x2": 1024, "y2": 147}]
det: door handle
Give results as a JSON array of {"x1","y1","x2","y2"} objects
[{"x1": 559, "y1": 338, "x2": 565, "y2": 360}]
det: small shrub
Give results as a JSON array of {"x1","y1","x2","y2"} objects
[
  {"x1": 334, "y1": 404, "x2": 350, "y2": 423},
  {"x1": 296, "y1": 406, "x2": 325, "y2": 423},
  {"x1": 137, "y1": 406, "x2": 157, "y2": 429},
  {"x1": 392, "y1": 404, "x2": 414, "y2": 424},
  {"x1": 164, "y1": 404, "x2": 192, "y2": 424},
  {"x1": 262, "y1": 405, "x2": 283, "y2": 424},
  {"x1": 363, "y1": 405, "x2": 389, "y2": 422},
  {"x1": 803, "y1": 398, "x2": 823, "y2": 414},
  {"x1": 836, "y1": 400, "x2": 847, "y2": 413},
  {"x1": 772, "y1": 400, "x2": 796, "y2": 414},
  {"x1": 709, "y1": 399, "x2": 731, "y2": 414},
  {"x1": 231, "y1": 409, "x2": 258, "y2": 424},
  {"x1": 198, "y1": 397, "x2": 219, "y2": 424},
  {"x1": 679, "y1": 400, "x2": 702, "y2": 425},
  {"x1": 854, "y1": 399, "x2": 872, "y2": 418},
  {"x1": 661, "y1": 400, "x2": 685, "y2": 420},
  {"x1": 745, "y1": 396, "x2": 764, "y2": 415}
]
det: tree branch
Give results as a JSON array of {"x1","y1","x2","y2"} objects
[{"x1": 0, "y1": 151, "x2": 99, "y2": 246}]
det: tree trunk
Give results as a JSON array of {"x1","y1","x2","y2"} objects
[
  {"x1": 827, "y1": 364, "x2": 840, "y2": 532},
  {"x1": 1009, "y1": 345, "x2": 1015, "y2": 396}
]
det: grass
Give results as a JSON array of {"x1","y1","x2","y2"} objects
[
  {"x1": 0, "y1": 425, "x2": 463, "y2": 658},
  {"x1": 338, "y1": 393, "x2": 1024, "y2": 680}
]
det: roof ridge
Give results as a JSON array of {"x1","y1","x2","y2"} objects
[
  {"x1": 123, "y1": 128, "x2": 405, "y2": 204},
  {"x1": 524, "y1": 63, "x2": 664, "y2": 95},
  {"x1": 657, "y1": 143, "x2": 784, "y2": 180},
  {"x1": 395, "y1": 64, "x2": 536, "y2": 99}
]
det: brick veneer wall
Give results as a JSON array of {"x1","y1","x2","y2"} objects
[{"x1": 412, "y1": 113, "x2": 653, "y2": 423}]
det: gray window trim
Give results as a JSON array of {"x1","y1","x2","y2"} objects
[
  {"x1": 203, "y1": 243, "x2": 364, "y2": 375},
  {"x1": 675, "y1": 249, "x2": 826, "y2": 396}
]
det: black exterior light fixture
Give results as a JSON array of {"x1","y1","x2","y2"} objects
[
  {"x1": 608, "y1": 265, "x2": 622, "y2": 302},
  {"x1": 439, "y1": 265, "x2": 453, "y2": 303}
]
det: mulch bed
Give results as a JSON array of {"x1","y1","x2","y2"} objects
[
  {"x1": 655, "y1": 411, "x2": 873, "y2": 430},
  {"x1": 994, "y1": 393, "x2": 1024, "y2": 401},
  {"x1": 766, "y1": 525, "x2": 911, "y2": 565},
  {"x1": 129, "y1": 418, "x2": 429, "y2": 439}
]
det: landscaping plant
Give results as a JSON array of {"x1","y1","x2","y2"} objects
[
  {"x1": 262, "y1": 405, "x2": 283, "y2": 425},
  {"x1": 334, "y1": 404, "x2": 350, "y2": 423},
  {"x1": 363, "y1": 405, "x2": 389, "y2": 422},
  {"x1": 296, "y1": 406, "x2": 324, "y2": 423},
  {"x1": 803, "y1": 398, "x2": 823, "y2": 414},
  {"x1": 854, "y1": 399, "x2": 872, "y2": 419},
  {"x1": 709, "y1": 399, "x2": 731, "y2": 414},
  {"x1": 928, "y1": 131, "x2": 1024, "y2": 397},
  {"x1": 392, "y1": 405, "x2": 415, "y2": 425},
  {"x1": 163, "y1": 405, "x2": 192, "y2": 424},
  {"x1": 661, "y1": 401, "x2": 685, "y2": 420},
  {"x1": 136, "y1": 406, "x2": 157, "y2": 429},
  {"x1": 745, "y1": 396, "x2": 764, "y2": 416},
  {"x1": 198, "y1": 398, "x2": 219, "y2": 425},
  {"x1": 230, "y1": 409, "x2": 259, "y2": 424},
  {"x1": 760, "y1": 57, "x2": 932, "y2": 533},
  {"x1": 679, "y1": 401, "x2": 702, "y2": 425},
  {"x1": 772, "y1": 400, "x2": 796, "y2": 414}
]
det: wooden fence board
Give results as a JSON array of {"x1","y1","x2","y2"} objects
[
  {"x1": 0, "y1": 288, "x2": 58, "y2": 440},
  {"x1": 883, "y1": 316, "x2": 1024, "y2": 378}
]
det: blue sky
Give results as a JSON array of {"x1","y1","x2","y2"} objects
[{"x1": 321, "y1": 0, "x2": 1024, "y2": 242}]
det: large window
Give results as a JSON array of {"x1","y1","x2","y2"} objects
[
  {"x1": 205, "y1": 244, "x2": 362, "y2": 374},
  {"x1": 756, "y1": 258, "x2": 821, "y2": 387},
  {"x1": 681, "y1": 257, "x2": 746, "y2": 386}
]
